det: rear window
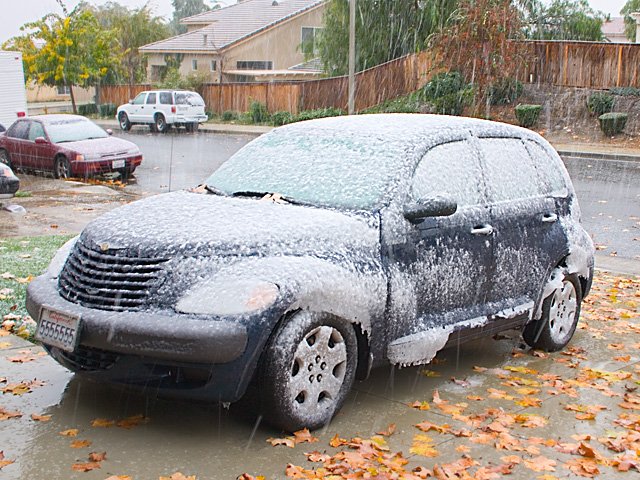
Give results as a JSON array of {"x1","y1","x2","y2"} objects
[
  {"x1": 175, "y1": 92, "x2": 204, "y2": 106},
  {"x1": 525, "y1": 140, "x2": 568, "y2": 197},
  {"x1": 159, "y1": 92, "x2": 173, "y2": 105},
  {"x1": 7, "y1": 121, "x2": 29, "y2": 140}
]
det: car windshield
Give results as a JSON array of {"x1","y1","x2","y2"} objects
[
  {"x1": 46, "y1": 118, "x2": 109, "y2": 143},
  {"x1": 175, "y1": 92, "x2": 204, "y2": 106},
  {"x1": 206, "y1": 128, "x2": 406, "y2": 210}
]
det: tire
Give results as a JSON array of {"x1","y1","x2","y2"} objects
[
  {"x1": 117, "y1": 167, "x2": 135, "y2": 180},
  {"x1": 186, "y1": 122, "x2": 199, "y2": 133},
  {"x1": 154, "y1": 114, "x2": 168, "y2": 133},
  {"x1": 53, "y1": 156, "x2": 71, "y2": 179},
  {"x1": 118, "y1": 112, "x2": 131, "y2": 131},
  {"x1": 0, "y1": 149, "x2": 11, "y2": 168},
  {"x1": 523, "y1": 269, "x2": 582, "y2": 352},
  {"x1": 259, "y1": 311, "x2": 358, "y2": 431}
]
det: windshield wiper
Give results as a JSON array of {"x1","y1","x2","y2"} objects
[
  {"x1": 204, "y1": 184, "x2": 228, "y2": 196},
  {"x1": 231, "y1": 191, "x2": 313, "y2": 206}
]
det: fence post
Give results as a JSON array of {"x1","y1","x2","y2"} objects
[{"x1": 617, "y1": 45, "x2": 623, "y2": 87}]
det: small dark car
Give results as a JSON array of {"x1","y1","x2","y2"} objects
[
  {"x1": 0, "y1": 163, "x2": 19, "y2": 199},
  {"x1": 0, "y1": 114, "x2": 142, "y2": 178},
  {"x1": 27, "y1": 114, "x2": 594, "y2": 431}
]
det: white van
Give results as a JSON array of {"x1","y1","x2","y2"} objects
[
  {"x1": 0, "y1": 51, "x2": 28, "y2": 129},
  {"x1": 116, "y1": 90, "x2": 207, "y2": 133}
]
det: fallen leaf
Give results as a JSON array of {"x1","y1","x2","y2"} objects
[
  {"x1": 409, "y1": 400, "x2": 430, "y2": 411},
  {"x1": 376, "y1": 423, "x2": 396, "y2": 436},
  {"x1": 70, "y1": 440, "x2": 92, "y2": 449},
  {"x1": 409, "y1": 434, "x2": 439, "y2": 457},
  {"x1": 59, "y1": 429, "x2": 79, "y2": 437},
  {"x1": 71, "y1": 462, "x2": 101, "y2": 472},
  {"x1": 524, "y1": 456, "x2": 557, "y2": 472},
  {"x1": 30, "y1": 413, "x2": 51, "y2": 422},
  {"x1": 158, "y1": 473, "x2": 196, "y2": 480},
  {"x1": 0, "y1": 407, "x2": 22, "y2": 421},
  {"x1": 266, "y1": 436, "x2": 295, "y2": 448},
  {"x1": 88, "y1": 451, "x2": 106, "y2": 462},
  {"x1": 0, "y1": 451, "x2": 15, "y2": 470},
  {"x1": 91, "y1": 418, "x2": 115, "y2": 428},
  {"x1": 116, "y1": 414, "x2": 147, "y2": 429},
  {"x1": 293, "y1": 428, "x2": 318, "y2": 445}
]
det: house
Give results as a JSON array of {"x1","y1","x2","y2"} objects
[
  {"x1": 602, "y1": 17, "x2": 629, "y2": 43},
  {"x1": 140, "y1": 0, "x2": 326, "y2": 83}
]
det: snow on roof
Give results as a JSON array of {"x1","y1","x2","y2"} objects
[
  {"x1": 140, "y1": 0, "x2": 324, "y2": 53},
  {"x1": 602, "y1": 16, "x2": 626, "y2": 36}
]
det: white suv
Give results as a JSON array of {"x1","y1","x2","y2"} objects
[{"x1": 116, "y1": 90, "x2": 208, "y2": 133}]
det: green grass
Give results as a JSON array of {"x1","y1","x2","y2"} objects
[
  {"x1": 0, "y1": 235, "x2": 74, "y2": 340},
  {"x1": 14, "y1": 191, "x2": 32, "y2": 198}
]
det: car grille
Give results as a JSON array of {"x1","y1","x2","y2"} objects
[
  {"x1": 58, "y1": 241, "x2": 168, "y2": 311},
  {"x1": 56, "y1": 346, "x2": 120, "y2": 371}
]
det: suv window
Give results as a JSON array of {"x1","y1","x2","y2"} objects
[
  {"x1": 28, "y1": 122, "x2": 45, "y2": 141},
  {"x1": 146, "y1": 93, "x2": 156, "y2": 105},
  {"x1": 175, "y1": 92, "x2": 205, "y2": 106},
  {"x1": 525, "y1": 140, "x2": 568, "y2": 197},
  {"x1": 132, "y1": 93, "x2": 146, "y2": 105},
  {"x1": 479, "y1": 138, "x2": 543, "y2": 203},
  {"x1": 7, "y1": 120, "x2": 29, "y2": 140},
  {"x1": 159, "y1": 92, "x2": 173, "y2": 105},
  {"x1": 412, "y1": 140, "x2": 484, "y2": 207}
]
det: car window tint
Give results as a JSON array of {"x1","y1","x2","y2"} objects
[
  {"x1": 28, "y1": 122, "x2": 45, "y2": 141},
  {"x1": 524, "y1": 140, "x2": 568, "y2": 196},
  {"x1": 7, "y1": 121, "x2": 29, "y2": 140},
  {"x1": 146, "y1": 93, "x2": 156, "y2": 105},
  {"x1": 479, "y1": 138, "x2": 542, "y2": 202},
  {"x1": 132, "y1": 93, "x2": 146, "y2": 105},
  {"x1": 411, "y1": 141, "x2": 484, "y2": 207},
  {"x1": 159, "y1": 92, "x2": 173, "y2": 105}
]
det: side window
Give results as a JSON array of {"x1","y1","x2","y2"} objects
[
  {"x1": 525, "y1": 140, "x2": 568, "y2": 196},
  {"x1": 132, "y1": 93, "x2": 146, "y2": 105},
  {"x1": 159, "y1": 92, "x2": 173, "y2": 105},
  {"x1": 7, "y1": 121, "x2": 29, "y2": 140},
  {"x1": 478, "y1": 138, "x2": 543, "y2": 203},
  {"x1": 411, "y1": 141, "x2": 484, "y2": 208},
  {"x1": 28, "y1": 122, "x2": 45, "y2": 141},
  {"x1": 146, "y1": 93, "x2": 156, "y2": 105}
]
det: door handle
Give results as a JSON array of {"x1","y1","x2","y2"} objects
[
  {"x1": 542, "y1": 213, "x2": 558, "y2": 223},
  {"x1": 471, "y1": 225, "x2": 494, "y2": 236}
]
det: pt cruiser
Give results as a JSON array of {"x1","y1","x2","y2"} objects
[{"x1": 27, "y1": 114, "x2": 595, "y2": 431}]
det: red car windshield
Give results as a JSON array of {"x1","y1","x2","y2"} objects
[{"x1": 47, "y1": 119, "x2": 109, "y2": 144}]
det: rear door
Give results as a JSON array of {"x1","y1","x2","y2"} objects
[{"x1": 4, "y1": 120, "x2": 30, "y2": 167}]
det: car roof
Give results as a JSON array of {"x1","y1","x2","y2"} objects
[
  {"x1": 276, "y1": 114, "x2": 543, "y2": 151},
  {"x1": 27, "y1": 114, "x2": 90, "y2": 124}
]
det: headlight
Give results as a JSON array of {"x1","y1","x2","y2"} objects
[
  {"x1": 176, "y1": 278, "x2": 279, "y2": 315},
  {"x1": 46, "y1": 236, "x2": 79, "y2": 277}
]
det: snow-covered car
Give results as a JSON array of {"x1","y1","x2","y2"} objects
[
  {"x1": 0, "y1": 162, "x2": 19, "y2": 198},
  {"x1": 116, "y1": 90, "x2": 207, "y2": 133},
  {"x1": 0, "y1": 115, "x2": 143, "y2": 179},
  {"x1": 27, "y1": 114, "x2": 594, "y2": 431}
]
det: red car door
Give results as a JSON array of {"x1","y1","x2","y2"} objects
[
  {"x1": 25, "y1": 121, "x2": 54, "y2": 172},
  {"x1": 3, "y1": 120, "x2": 30, "y2": 168}
]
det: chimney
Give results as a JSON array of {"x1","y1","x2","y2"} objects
[{"x1": 203, "y1": 33, "x2": 208, "y2": 45}]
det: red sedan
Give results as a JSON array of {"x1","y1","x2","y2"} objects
[{"x1": 0, "y1": 115, "x2": 143, "y2": 179}]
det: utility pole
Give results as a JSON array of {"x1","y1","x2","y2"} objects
[{"x1": 348, "y1": 0, "x2": 356, "y2": 115}]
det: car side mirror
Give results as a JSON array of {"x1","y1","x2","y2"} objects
[
  {"x1": 34, "y1": 137, "x2": 48, "y2": 145},
  {"x1": 106, "y1": 129, "x2": 113, "y2": 136},
  {"x1": 404, "y1": 196, "x2": 457, "y2": 223}
]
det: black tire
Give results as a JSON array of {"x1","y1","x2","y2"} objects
[
  {"x1": 117, "y1": 167, "x2": 136, "y2": 180},
  {"x1": 523, "y1": 269, "x2": 582, "y2": 352},
  {"x1": 154, "y1": 114, "x2": 168, "y2": 133},
  {"x1": 259, "y1": 311, "x2": 358, "y2": 432},
  {"x1": 53, "y1": 156, "x2": 71, "y2": 179},
  {"x1": 0, "y1": 149, "x2": 11, "y2": 168},
  {"x1": 118, "y1": 112, "x2": 131, "y2": 131},
  {"x1": 186, "y1": 122, "x2": 199, "y2": 133}
]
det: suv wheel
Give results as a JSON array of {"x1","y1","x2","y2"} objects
[
  {"x1": 154, "y1": 114, "x2": 168, "y2": 133},
  {"x1": 259, "y1": 311, "x2": 357, "y2": 431},
  {"x1": 186, "y1": 122, "x2": 199, "y2": 133},
  {"x1": 524, "y1": 269, "x2": 582, "y2": 352},
  {"x1": 118, "y1": 112, "x2": 131, "y2": 131},
  {"x1": 54, "y1": 156, "x2": 71, "y2": 179}
]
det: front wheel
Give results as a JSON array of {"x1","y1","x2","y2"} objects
[
  {"x1": 118, "y1": 112, "x2": 131, "y2": 131},
  {"x1": 259, "y1": 311, "x2": 358, "y2": 431},
  {"x1": 154, "y1": 114, "x2": 168, "y2": 133},
  {"x1": 53, "y1": 156, "x2": 71, "y2": 179},
  {"x1": 185, "y1": 122, "x2": 199, "y2": 133},
  {"x1": 523, "y1": 269, "x2": 582, "y2": 352}
]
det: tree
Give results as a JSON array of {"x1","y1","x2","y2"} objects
[
  {"x1": 523, "y1": 0, "x2": 606, "y2": 41},
  {"x1": 316, "y1": 0, "x2": 458, "y2": 76},
  {"x1": 621, "y1": 0, "x2": 640, "y2": 41},
  {"x1": 430, "y1": 0, "x2": 525, "y2": 117},
  {"x1": 93, "y1": 2, "x2": 171, "y2": 85},
  {"x1": 3, "y1": 1, "x2": 118, "y2": 113},
  {"x1": 171, "y1": 0, "x2": 220, "y2": 34}
]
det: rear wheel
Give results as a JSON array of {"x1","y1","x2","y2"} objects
[
  {"x1": 118, "y1": 112, "x2": 131, "y2": 131},
  {"x1": 154, "y1": 114, "x2": 168, "y2": 133},
  {"x1": 259, "y1": 311, "x2": 357, "y2": 431},
  {"x1": 0, "y1": 149, "x2": 11, "y2": 168},
  {"x1": 524, "y1": 269, "x2": 582, "y2": 352},
  {"x1": 53, "y1": 156, "x2": 71, "y2": 179},
  {"x1": 185, "y1": 122, "x2": 199, "y2": 133}
]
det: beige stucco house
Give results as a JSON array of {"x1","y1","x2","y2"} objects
[{"x1": 140, "y1": 0, "x2": 325, "y2": 83}]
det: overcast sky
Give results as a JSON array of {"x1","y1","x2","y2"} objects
[{"x1": 0, "y1": 0, "x2": 630, "y2": 44}]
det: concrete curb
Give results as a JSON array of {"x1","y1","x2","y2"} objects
[
  {"x1": 594, "y1": 254, "x2": 640, "y2": 277},
  {"x1": 557, "y1": 149, "x2": 640, "y2": 163},
  {"x1": 95, "y1": 119, "x2": 272, "y2": 136}
]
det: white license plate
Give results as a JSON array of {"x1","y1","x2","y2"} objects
[
  {"x1": 112, "y1": 159, "x2": 125, "y2": 169},
  {"x1": 36, "y1": 307, "x2": 81, "y2": 352}
]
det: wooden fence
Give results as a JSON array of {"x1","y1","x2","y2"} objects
[{"x1": 99, "y1": 41, "x2": 640, "y2": 114}]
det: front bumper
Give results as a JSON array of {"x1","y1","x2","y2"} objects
[
  {"x1": 26, "y1": 275, "x2": 248, "y2": 365},
  {"x1": 70, "y1": 155, "x2": 143, "y2": 176}
]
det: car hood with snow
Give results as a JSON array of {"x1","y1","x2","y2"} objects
[{"x1": 59, "y1": 136, "x2": 139, "y2": 157}]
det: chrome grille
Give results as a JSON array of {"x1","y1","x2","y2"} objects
[{"x1": 58, "y1": 241, "x2": 168, "y2": 311}]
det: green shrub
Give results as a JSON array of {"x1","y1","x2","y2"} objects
[
  {"x1": 78, "y1": 103, "x2": 98, "y2": 116},
  {"x1": 292, "y1": 108, "x2": 345, "y2": 123},
  {"x1": 98, "y1": 103, "x2": 116, "y2": 118},
  {"x1": 221, "y1": 110, "x2": 238, "y2": 121},
  {"x1": 587, "y1": 92, "x2": 614, "y2": 116},
  {"x1": 598, "y1": 112, "x2": 628, "y2": 136},
  {"x1": 249, "y1": 101, "x2": 269, "y2": 123},
  {"x1": 271, "y1": 111, "x2": 293, "y2": 126},
  {"x1": 489, "y1": 78, "x2": 523, "y2": 106},
  {"x1": 421, "y1": 72, "x2": 473, "y2": 116},
  {"x1": 610, "y1": 86, "x2": 640, "y2": 97},
  {"x1": 515, "y1": 104, "x2": 542, "y2": 128}
]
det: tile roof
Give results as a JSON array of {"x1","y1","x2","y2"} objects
[
  {"x1": 140, "y1": 0, "x2": 324, "y2": 53},
  {"x1": 602, "y1": 17, "x2": 626, "y2": 36}
]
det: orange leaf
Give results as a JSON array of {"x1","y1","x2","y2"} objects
[
  {"x1": 293, "y1": 428, "x2": 318, "y2": 445},
  {"x1": 59, "y1": 429, "x2": 79, "y2": 437},
  {"x1": 70, "y1": 440, "x2": 92, "y2": 449},
  {"x1": 376, "y1": 423, "x2": 396, "y2": 436},
  {"x1": 409, "y1": 434, "x2": 439, "y2": 457},
  {"x1": 409, "y1": 400, "x2": 431, "y2": 411},
  {"x1": 88, "y1": 451, "x2": 106, "y2": 462},
  {"x1": 266, "y1": 436, "x2": 295, "y2": 448},
  {"x1": 91, "y1": 418, "x2": 115, "y2": 428},
  {"x1": 30, "y1": 413, "x2": 51, "y2": 422},
  {"x1": 71, "y1": 462, "x2": 101, "y2": 472},
  {"x1": 524, "y1": 456, "x2": 556, "y2": 472}
]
